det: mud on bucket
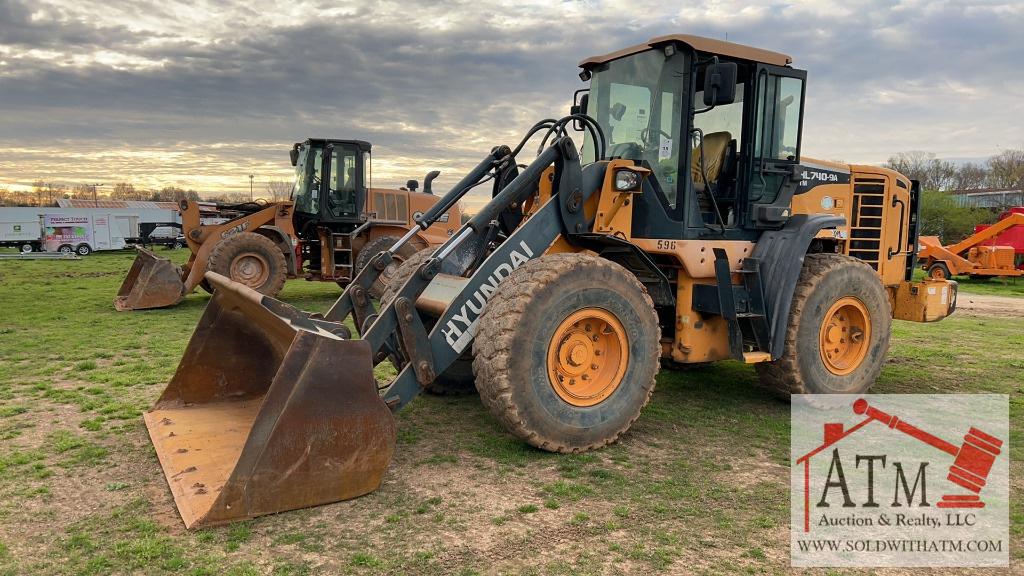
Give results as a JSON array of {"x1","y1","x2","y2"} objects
[
  {"x1": 114, "y1": 247, "x2": 186, "y2": 311},
  {"x1": 144, "y1": 272, "x2": 396, "y2": 528}
]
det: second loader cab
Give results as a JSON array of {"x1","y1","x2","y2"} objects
[
  {"x1": 290, "y1": 138, "x2": 372, "y2": 232},
  {"x1": 289, "y1": 138, "x2": 374, "y2": 284}
]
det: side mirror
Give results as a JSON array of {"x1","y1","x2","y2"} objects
[
  {"x1": 570, "y1": 90, "x2": 589, "y2": 131},
  {"x1": 289, "y1": 144, "x2": 300, "y2": 167},
  {"x1": 703, "y1": 62, "x2": 738, "y2": 106},
  {"x1": 406, "y1": 179, "x2": 419, "y2": 192}
]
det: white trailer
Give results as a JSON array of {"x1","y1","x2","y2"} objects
[{"x1": 42, "y1": 213, "x2": 141, "y2": 255}]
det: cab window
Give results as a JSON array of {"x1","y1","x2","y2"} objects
[
  {"x1": 294, "y1": 147, "x2": 322, "y2": 215},
  {"x1": 755, "y1": 75, "x2": 803, "y2": 162},
  {"x1": 584, "y1": 49, "x2": 686, "y2": 208}
]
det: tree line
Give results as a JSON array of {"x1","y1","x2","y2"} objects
[
  {"x1": 0, "y1": 179, "x2": 293, "y2": 208},
  {"x1": 883, "y1": 148, "x2": 1024, "y2": 243},
  {"x1": 883, "y1": 148, "x2": 1024, "y2": 192}
]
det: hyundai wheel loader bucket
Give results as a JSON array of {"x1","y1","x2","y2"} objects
[
  {"x1": 114, "y1": 247, "x2": 186, "y2": 311},
  {"x1": 144, "y1": 272, "x2": 395, "y2": 528}
]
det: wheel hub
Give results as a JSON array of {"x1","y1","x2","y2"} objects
[
  {"x1": 818, "y1": 296, "x2": 870, "y2": 376},
  {"x1": 547, "y1": 308, "x2": 628, "y2": 407},
  {"x1": 230, "y1": 253, "x2": 270, "y2": 288}
]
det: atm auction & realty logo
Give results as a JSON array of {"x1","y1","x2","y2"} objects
[{"x1": 790, "y1": 394, "x2": 1008, "y2": 567}]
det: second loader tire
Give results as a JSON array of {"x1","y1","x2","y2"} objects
[
  {"x1": 381, "y1": 248, "x2": 476, "y2": 395},
  {"x1": 355, "y1": 235, "x2": 421, "y2": 299},
  {"x1": 473, "y1": 253, "x2": 660, "y2": 453},
  {"x1": 207, "y1": 232, "x2": 287, "y2": 297},
  {"x1": 755, "y1": 253, "x2": 891, "y2": 398}
]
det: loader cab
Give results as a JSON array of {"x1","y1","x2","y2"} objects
[
  {"x1": 578, "y1": 35, "x2": 806, "y2": 241},
  {"x1": 290, "y1": 138, "x2": 372, "y2": 230}
]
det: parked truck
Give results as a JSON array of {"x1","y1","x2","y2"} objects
[{"x1": 0, "y1": 214, "x2": 42, "y2": 252}]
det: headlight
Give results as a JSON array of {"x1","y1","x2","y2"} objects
[{"x1": 614, "y1": 170, "x2": 641, "y2": 191}]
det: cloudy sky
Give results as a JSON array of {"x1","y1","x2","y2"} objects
[{"x1": 1, "y1": 0, "x2": 1021, "y2": 209}]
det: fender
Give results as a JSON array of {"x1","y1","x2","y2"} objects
[
  {"x1": 751, "y1": 214, "x2": 846, "y2": 359},
  {"x1": 254, "y1": 226, "x2": 298, "y2": 276}
]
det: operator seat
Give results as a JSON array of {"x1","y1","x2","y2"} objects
[
  {"x1": 692, "y1": 131, "x2": 732, "y2": 216},
  {"x1": 691, "y1": 131, "x2": 732, "y2": 192}
]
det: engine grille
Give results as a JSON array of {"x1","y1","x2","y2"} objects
[{"x1": 848, "y1": 177, "x2": 886, "y2": 270}]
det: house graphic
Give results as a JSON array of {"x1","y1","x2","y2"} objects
[{"x1": 795, "y1": 398, "x2": 1003, "y2": 533}]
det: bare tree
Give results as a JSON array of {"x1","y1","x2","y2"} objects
[
  {"x1": 952, "y1": 162, "x2": 989, "y2": 190},
  {"x1": 204, "y1": 192, "x2": 250, "y2": 204},
  {"x1": 150, "y1": 186, "x2": 199, "y2": 202},
  {"x1": 70, "y1": 184, "x2": 97, "y2": 200},
  {"x1": 987, "y1": 148, "x2": 1024, "y2": 189},
  {"x1": 884, "y1": 151, "x2": 957, "y2": 191},
  {"x1": 265, "y1": 180, "x2": 292, "y2": 202},
  {"x1": 32, "y1": 180, "x2": 45, "y2": 206},
  {"x1": 47, "y1": 183, "x2": 65, "y2": 205},
  {"x1": 111, "y1": 182, "x2": 140, "y2": 200},
  {"x1": 30, "y1": 180, "x2": 67, "y2": 205}
]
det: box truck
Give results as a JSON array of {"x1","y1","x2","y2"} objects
[{"x1": 0, "y1": 215, "x2": 42, "y2": 252}]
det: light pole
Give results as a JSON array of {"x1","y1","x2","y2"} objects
[
  {"x1": 249, "y1": 174, "x2": 254, "y2": 201},
  {"x1": 92, "y1": 183, "x2": 104, "y2": 207}
]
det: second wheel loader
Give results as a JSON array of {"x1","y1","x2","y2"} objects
[
  {"x1": 115, "y1": 139, "x2": 460, "y2": 310},
  {"x1": 143, "y1": 35, "x2": 957, "y2": 528}
]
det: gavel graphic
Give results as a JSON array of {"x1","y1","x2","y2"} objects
[{"x1": 852, "y1": 399, "x2": 1002, "y2": 508}]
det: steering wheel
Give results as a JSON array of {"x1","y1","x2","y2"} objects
[
  {"x1": 607, "y1": 142, "x2": 643, "y2": 159},
  {"x1": 640, "y1": 127, "x2": 673, "y2": 151}
]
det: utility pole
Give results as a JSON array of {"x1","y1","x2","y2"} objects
[
  {"x1": 92, "y1": 183, "x2": 104, "y2": 207},
  {"x1": 249, "y1": 174, "x2": 255, "y2": 201}
]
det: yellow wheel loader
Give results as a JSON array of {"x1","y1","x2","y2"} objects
[
  {"x1": 144, "y1": 35, "x2": 957, "y2": 528},
  {"x1": 115, "y1": 139, "x2": 460, "y2": 310}
]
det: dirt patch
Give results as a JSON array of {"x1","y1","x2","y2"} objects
[
  {"x1": 954, "y1": 292, "x2": 1024, "y2": 318},
  {"x1": 723, "y1": 455, "x2": 787, "y2": 489}
]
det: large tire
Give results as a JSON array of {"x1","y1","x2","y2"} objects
[
  {"x1": 756, "y1": 253, "x2": 891, "y2": 397},
  {"x1": 381, "y1": 248, "x2": 475, "y2": 395},
  {"x1": 355, "y1": 235, "x2": 421, "y2": 299},
  {"x1": 207, "y1": 232, "x2": 287, "y2": 297},
  {"x1": 473, "y1": 253, "x2": 659, "y2": 453}
]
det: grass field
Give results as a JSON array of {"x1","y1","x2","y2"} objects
[{"x1": 0, "y1": 250, "x2": 1020, "y2": 575}]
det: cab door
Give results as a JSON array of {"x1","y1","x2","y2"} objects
[
  {"x1": 743, "y1": 65, "x2": 807, "y2": 229},
  {"x1": 319, "y1": 144, "x2": 364, "y2": 222}
]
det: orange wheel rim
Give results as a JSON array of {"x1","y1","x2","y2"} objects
[
  {"x1": 818, "y1": 296, "x2": 871, "y2": 376},
  {"x1": 930, "y1": 266, "x2": 947, "y2": 279},
  {"x1": 547, "y1": 308, "x2": 629, "y2": 407},
  {"x1": 230, "y1": 253, "x2": 270, "y2": 288}
]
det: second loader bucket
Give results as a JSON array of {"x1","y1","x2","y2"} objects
[
  {"x1": 145, "y1": 272, "x2": 395, "y2": 529},
  {"x1": 114, "y1": 247, "x2": 186, "y2": 311}
]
